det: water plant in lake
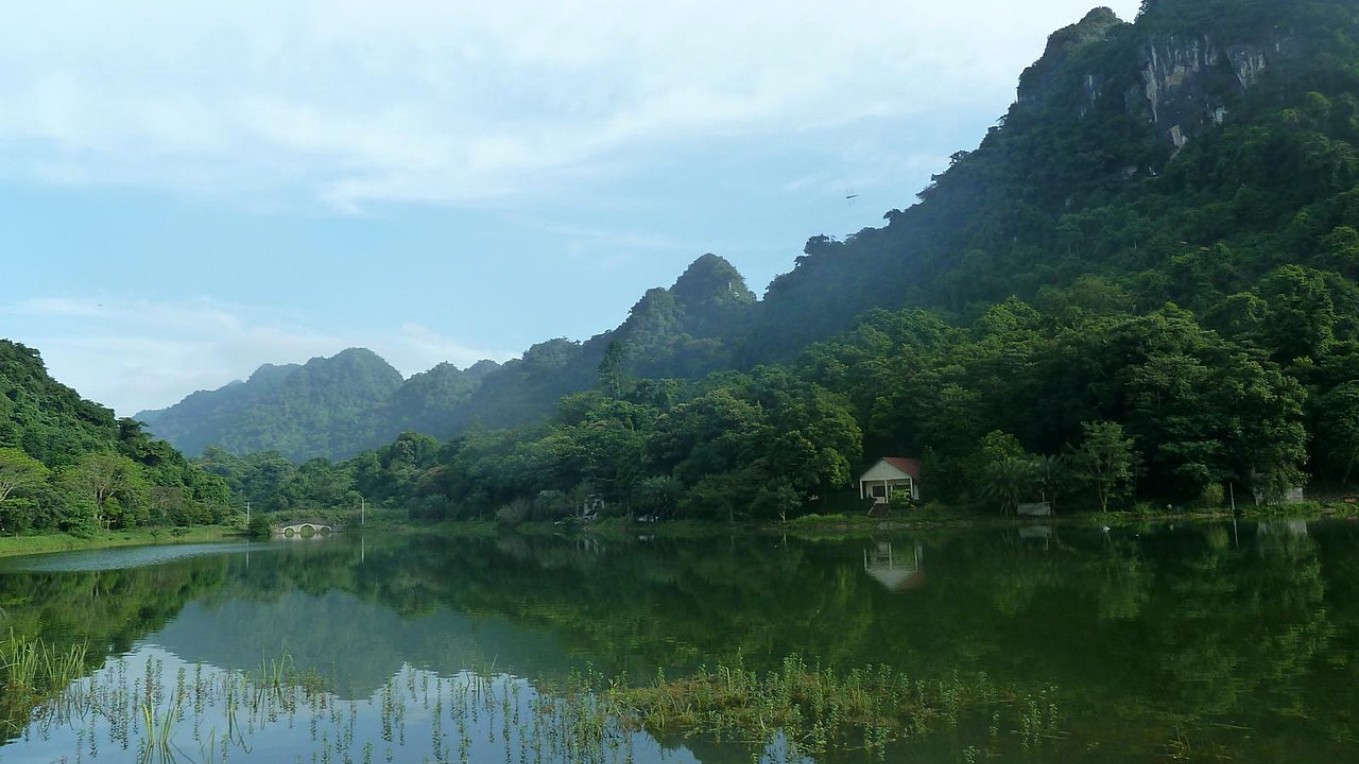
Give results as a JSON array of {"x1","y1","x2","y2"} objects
[
  {"x1": 0, "y1": 632, "x2": 89, "y2": 734},
  {"x1": 539, "y1": 654, "x2": 1063, "y2": 759},
  {"x1": 3, "y1": 649, "x2": 1062, "y2": 763}
]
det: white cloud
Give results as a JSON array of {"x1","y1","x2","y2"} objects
[
  {"x1": 0, "y1": 0, "x2": 1141, "y2": 211},
  {"x1": 2, "y1": 297, "x2": 512, "y2": 416}
]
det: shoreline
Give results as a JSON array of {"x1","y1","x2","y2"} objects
[
  {"x1": 0, "y1": 526, "x2": 247, "y2": 559},
  {"x1": 3, "y1": 502, "x2": 1356, "y2": 559}
]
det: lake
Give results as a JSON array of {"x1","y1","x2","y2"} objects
[{"x1": 0, "y1": 519, "x2": 1356, "y2": 762}]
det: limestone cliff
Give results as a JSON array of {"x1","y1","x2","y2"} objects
[
  {"x1": 1017, "y1": 2, "x2": 1314, "y2": 155},
  {"x1": 1136, "y1": 32, "x2": 1291, "y2": 149}
]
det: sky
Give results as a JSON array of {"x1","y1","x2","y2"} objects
[{"x1": 1, "y1": 0, "x2": 1143, "y2": 416}]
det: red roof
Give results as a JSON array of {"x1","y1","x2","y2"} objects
[{"x1": 881, "y1": 457, "x2": 922, "y2": 479}]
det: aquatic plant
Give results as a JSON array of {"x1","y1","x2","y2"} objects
[
  {"x1": 0, "y1": 632, "x2": 89, "y2": 734},
  {"x1": 3, "y1": 649, "x2": 1063, "y2": 763},
  {"x1": 537, "y1": 655, "x2": 1063, "y2": 759}
]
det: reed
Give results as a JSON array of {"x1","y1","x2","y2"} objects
[
  {"x1": 539, "y1": 655, "x2": 1062, "y2": 759},
  {"x1": 4, "y1": 650, "x2": 1061, "y2": 763},
  {"x1": 0, "y1": 631, "x2": 89, "y2": 733}
]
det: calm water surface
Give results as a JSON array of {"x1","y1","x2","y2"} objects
[{"x1": 1, "y1": 520, "x2": 1357, "y2": 762}]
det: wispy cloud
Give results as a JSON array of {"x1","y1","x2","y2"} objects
[
  {"x1": 0, "y1": 1, "x2": 1141, "y2": 212},
  {"x1": 2, "y1": 296, "x2": 512, "y2": 415}
]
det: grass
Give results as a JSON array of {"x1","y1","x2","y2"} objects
[
  {"x1": 5, "y1": 647, "x2": 1063, "y2": 763},
  {"x1": 540, "y1": 655, "x2": 1062, "y2": 758},
  {"x1": 0, "y1": 525, "x2": 244, "y2": 559},
  {"x1": 0, "y1": 632, "x2": 90, "y2": 734}
]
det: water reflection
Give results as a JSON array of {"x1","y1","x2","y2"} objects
[
  {"x1": 1, "y1": 522, "x2": 1358, "y2": 762},
  {"x1": 862, "y1": 540, "x2": 925, "y2": 591}
]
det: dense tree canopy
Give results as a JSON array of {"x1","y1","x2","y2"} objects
[
  {"x1": 0, "y1": 341, "x2": 230, "y2": 533},
  {"x1": 25, "y1": 1, "x2": 1359, "y2": 524}
]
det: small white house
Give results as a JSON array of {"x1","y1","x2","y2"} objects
[{"x1": 859, "y1": 457, "x2": 922, "y2": 505}]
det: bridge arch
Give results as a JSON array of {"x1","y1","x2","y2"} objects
[{"x1": 273, "y1": 520, "x2": 340, "y2": 538}]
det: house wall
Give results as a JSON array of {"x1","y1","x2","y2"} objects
[
  {"x1": 859, "y1": 461, "x2": 915, "y2": 483},
  {"x1": 860, "y1": 478, "x2": 918, "y2": 503}
]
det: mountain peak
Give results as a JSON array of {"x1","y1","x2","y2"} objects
[
  {"x1": 670, "y1": 253, "x2": 756, "y2": 310},
  {"x1": 1016, "y1": 6, "x2": 1126, "y2": 105},
  {"x1": 140, "y1": 347, "x2": 407, "y2": 460}
]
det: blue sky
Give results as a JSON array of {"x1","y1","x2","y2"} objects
[{"x1": 1, "y1": 0, "x2": 1142, "y2": 415}]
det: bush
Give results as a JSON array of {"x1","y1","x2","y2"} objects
[
  {"x1": 533, "y1": 490, "x2": 574, "y2": 520},
  {"x1": 1200, "y1": 484, "x2": 1225, "y2": 508},
  {"x1": 247, "y1": 515, "x2": 273, "y2": 538},
  {"x1": 495, "y1": 497, "x2": 533, "y2": 525}
]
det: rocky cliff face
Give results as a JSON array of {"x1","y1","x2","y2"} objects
[
  {"x1": 1136, "y1": 33, "x2": 1290, "y2": 149},
  {"x1": 1017, "y1": 4, "x2": 1307, "y2": 155},
  {"x1": 1016, "y1": 7, "x2": 1126, "y2": 110}
]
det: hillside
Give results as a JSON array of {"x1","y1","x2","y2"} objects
[
  {"x1": 748, "y1": 0, "x2": 1359, "y2": 357},
  {"x1": 153, "y1": 0, "x2": 1359, "y2": 519},
  {"x1": 137, "y1": 348, "x2": 414, "y2": 461},
  {"x1": 292, "y1": 0, "x2": 1359, "y2": 520},
  {"x1": 141, "y1": 254, "x2": 755, "y2": 461},
  {"x1": 0, "y1": 340, "x2": 230, "y2": 532}
]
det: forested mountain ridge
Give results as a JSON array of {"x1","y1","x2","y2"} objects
[
  {"x1": 0, "y1": 340, "x2": 230, "y2": 532},
  {"x1": 136, "y1": 348, "x2": 436, "y2": 461},
  {"x1": 134, "y1": 362, "x2": 300, "y2": 452},
  {"x1": 140, "y1": 254, "x2": 756, "y2": 461},
  {"x1": 159, "y1": 1, "x2": 1359, "y2": 462},
  {"x1": 747, "y1": 0, "x2": 1359, "y2": 358},
  {"x1": 161, "y1": 0, "x2": 1359, "y2": 520}
]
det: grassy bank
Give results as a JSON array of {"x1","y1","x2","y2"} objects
[
  {"x1": 0, "y1": 525, "x2": 244, "y2": 559},
  {"x1": 771, "y1": 499, "x2": 1359, "y2": 538}
]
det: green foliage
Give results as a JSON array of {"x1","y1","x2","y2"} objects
[
  {"x1": 86, "y1": 1, "x2": 1359, "y2": 515},
  {"x1": 136, "y1": 348, "x2": 410, "y2": 461},
  {"x1": 1069, "y1": 421, "x2": 1138, "y2": 513},
  {"x1": 0, "y1": 448, "x2": 48, "y2": 524},
  {"x1": 1313, "y1": 380, "x2": 1359, "y2": 480},
  {"x1": 972, "y1": 432, "x2": 1041, "y2": 514},
  {"x1": 246, "y1": 514, "x2": 273, "y2": 539},
  {"x1": 0, "y1": 340, "x2": 231, "y2": 534}
]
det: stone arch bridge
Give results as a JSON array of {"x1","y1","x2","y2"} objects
[{"x1": 273, "y1": 519, "x2": 340, "y2": 538}]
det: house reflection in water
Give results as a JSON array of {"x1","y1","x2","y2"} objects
[
  {"x1": 863, "y1": 541, "x2": 926, "y2": 591},
  {"x1": 1018, "y1": 524, "x2": 1054, "y2": 551},
  {"x1": 1257, "y1": 520, "x2": 1309, "y2": 537}
]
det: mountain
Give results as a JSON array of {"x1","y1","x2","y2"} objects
[
  {"x1": 137, "y1": 348, "x2": 407, "y2": 461},
  {"x1": 424, "y1": 0, "x2": 1359, "y2": 421},
  {"x1": 367, "y1": 359, "x2": 500, "y2": 443},
  {"x1": 148, "y1": 0, "x2": 1359, "y2": 510},
  {"x1": 140, "y1": 254, "x2": 756, "y2": 460},
  {"x1": 0, "y1": 339, "x2": 229, "y2": 532},
  {"x1": 311, "y1": 0, "x2": 1359, "y2": 519},
  {"x1": 133, "y1": 362, "x2": 300, "y2": 452},
  {"x1": 741, "y1": 0, "x2": 1359, "y2": 358}
]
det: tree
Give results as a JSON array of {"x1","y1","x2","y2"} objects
[
  {"x1": 62, "y1": 453, "x2": 146, "y2": 529},
  {"x1": 972, "y1": 431, "x2": 1038, "y2": 514},
  {"x1": 597, "y1": 340, "x2": 631, "y2": 398},
  {"x1": 632, "y1": 475, "x2": 680, "y2": 518},
  {"x1": 0, "y1": 447, "x2": 49, "y2": 532},
  {"x1": 0, "y1": 448, "x2": 47, "y2": 503},
  {"x1": 1069, "y1": 421, "x2": 1136, "y2": 513},
  {"x1": 1258, "y1": 266, "x2": 1338, "y2": 363},
  {"x1": 1314, "y1": 380, "x2": 1359, "y2": 481}
]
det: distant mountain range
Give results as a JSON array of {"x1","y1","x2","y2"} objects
[
  {"x1": 135, "y1": 349, "x2": 499, "y2": 461},
  {"x1": 135, "y1": 253, "x2": 755, "y2": 460},
  {"x1": 140, "y1": 0, "x2": 1359, "y2": 467}
]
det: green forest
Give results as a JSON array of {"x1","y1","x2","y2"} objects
[
  {"x1": 0, "y1": 341, "x2": 230, "y2": 534},
  {"x1": 12, "y1": 0, "x2": 1359, "y2": 530}
]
